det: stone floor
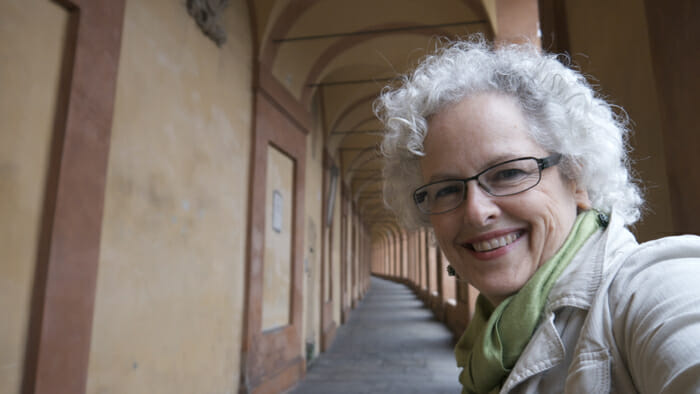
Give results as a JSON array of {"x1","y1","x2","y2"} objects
[{"x1": 289, "y1": 276, "x2": 462, "y2": 394}]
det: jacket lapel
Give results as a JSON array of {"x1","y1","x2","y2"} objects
[{"x1": 500, "y1": 225, "x2": 609, "y2": 392}]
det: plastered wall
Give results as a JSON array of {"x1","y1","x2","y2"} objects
[
  {"x1": 262, "y1": 146, "x2": 294, "y2": 330},
  {"x1": 482, "y1": 0, "x2": 498, "y2": 33},
  {"x1": 86, "y1": 0, "x2": 253, "y2": 392},
  {"x1": 0, "y1": 1, "x2": 69, "y2": 392},
  {"x1": 323, "y1": 221, "x2": 330, "y2": 301},
  {"x1": 564, "y1": 0, "x2": 673, "y2": 241},
  {"x1": 332, "y1": 172, "x2": 343, "y2": 324},
  {"x1": 303, "y1": 110, "x2": 324, "y2": 360},
  {"x1": 344, "y1": 204, "x2": 353, "y2": 309}
]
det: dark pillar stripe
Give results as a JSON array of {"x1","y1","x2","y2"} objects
[{"x1": 23, "y1": 1, "x2": 126, "y2": 393}]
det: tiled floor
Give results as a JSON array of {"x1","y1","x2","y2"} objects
[{"x1": 289, "y1": 276, "x2": 462, "y2": 394}]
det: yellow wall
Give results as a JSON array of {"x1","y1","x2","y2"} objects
[
  {"x1": 323, "y1": 219, "x2": 330, "y2": 302},
  {"x1": 322, "y1": 169, "x2": 333, "y2": 304},
  {"x1": 86, "y1": 0, "x2": 253, "y2": 392},
  {"x1": 332, "y1": 170, "x2": 342, "y2": 324},
  {"x1": 262, "y1": 146, "x2": 294, "y2": 330},
  {"x1": 345, "y1": 204, "x2": 353, "y2": 308},
  {"x1": 303, "y1": 104, "x2": 324, "y2": 359},
  {"x1": 564, "y1": 0, "x2": 673, "y2": 241},
  {"x1": 0, "y1": 1, "x2": 69, "y2": 392},
  {"x1": 482, "y1": 0, "x2": 498, "y2": 33}
]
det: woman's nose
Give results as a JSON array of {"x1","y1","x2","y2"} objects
[{"x1": 462, "y1": 181, "x2": 500, "y2": 227}]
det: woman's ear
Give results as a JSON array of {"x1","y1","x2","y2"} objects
[
  {"x1": 561, "y1": 159, "x2": 592, "y2": 211},
  {"x1": 572, "y1": 183, "x2": 592, "y2": 211}
]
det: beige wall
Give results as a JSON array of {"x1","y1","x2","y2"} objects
[
  {"x1": 482, "y1": 0, "x2": 498, "y2": 33},
  {"x1": 262, "y1": 146, "x2": 294, "y2": 330},
  {"x1": 86, "y1": 0, "x2": 253, "y2": 393},
  {"x1": 494, "y1": 0, "x2": 540, "y2": 45},
  {"x1": 331, "y1": 171, "x2": 343, "y2": 324},
  {"x1": 0, "y1": 1, "x2": 69, "y2": 392},
  {"x1": 303, "y1": 107, "x2": 324, "y2": 359},
  {"x1": 345, "y1": 203, "x2": 353, "y2": 308},
  {"x1": 323, "y1": 214, "x2": 331, "y2": 302},
  {"x1": 564, "y1": 0, "x2": 673, "y2": 241}
]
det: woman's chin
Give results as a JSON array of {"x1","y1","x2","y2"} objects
[{"x1": 469, "y1": 265, "x2": 533, "y2": 305}]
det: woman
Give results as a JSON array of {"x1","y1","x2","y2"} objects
[{"x1": 375, "y1": 37, "x2": 700, "y2": 393}]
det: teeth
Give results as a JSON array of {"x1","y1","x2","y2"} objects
[{"x1": 472, "y1": 232, "x2": 519, "y2": 252}]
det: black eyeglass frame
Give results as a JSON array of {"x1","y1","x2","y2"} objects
[{"x1": 413, "y1": 153, "x2": 563, "y2": 215}]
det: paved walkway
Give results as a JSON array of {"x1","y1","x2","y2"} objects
[{"x1": 289, "y1": 276, "x2": 462, "y2": 394}]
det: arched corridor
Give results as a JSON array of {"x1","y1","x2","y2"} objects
[
  {"x1": 2, "y1": 1, "x2": 698, "y2": 393},
  {"x1": 290, "y1": 276, "x2": 461, "y2": 394}
]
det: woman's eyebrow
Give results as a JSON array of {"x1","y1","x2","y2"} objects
[
  {"x1": 425, "y1": 153, "x2": 529, "y2": 183},
  {"x1": 426, "y1": 173, "x2": 462, "y2": 183},
  {"x1": 480, "y1": 154, "x2": 520, "y2": 169}
]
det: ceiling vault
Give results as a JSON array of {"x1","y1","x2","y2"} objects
[
  {"x1": 256, "y1": 0, "x2": 494, "y2": 238},
  {"x1": 272, "y1": 20, "x2": 488, "y2": 43},
  {"x1": 307, "y1": 77, "x2": 395, "y2": 87}
]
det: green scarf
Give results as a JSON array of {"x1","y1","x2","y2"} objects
[{"x1": 455, "y1": 210, "x2": 604, "y2": 394}]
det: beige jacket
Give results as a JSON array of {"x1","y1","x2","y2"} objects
[{"x1": 502, "y1": 212, "x2": 700, "y2": 393}]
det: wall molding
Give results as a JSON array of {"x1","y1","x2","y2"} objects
[{"x1": 23, "y1": 1, "x2": 126, "y2": 393}]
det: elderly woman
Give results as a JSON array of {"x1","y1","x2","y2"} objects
[{"x1": 375, "y1": 37, "x2": 700, "y2": 393}]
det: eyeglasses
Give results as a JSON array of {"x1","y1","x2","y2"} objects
[{"x1": 413, "y1": 154, "x2": 562, "y2": 215}]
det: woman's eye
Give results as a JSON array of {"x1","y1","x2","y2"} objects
[
  {"x1": 494, "y1": 168, "x2": 527, "y2": 181},
  {"x1": 435, "y1": 184, "x2": 460, "y2": 199}
]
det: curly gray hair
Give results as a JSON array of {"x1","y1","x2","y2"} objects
[{"x1": 375, "y1": 36, "x2": 643, "y2": 228}]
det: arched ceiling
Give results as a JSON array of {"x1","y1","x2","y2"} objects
[{"x1": 250, "y1": 0, "x2": 495, "y2": 240}]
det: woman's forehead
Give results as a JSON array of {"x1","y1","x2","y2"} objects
[{"x1": 423, "y1": 94, "x2": 544, "y2": 158}]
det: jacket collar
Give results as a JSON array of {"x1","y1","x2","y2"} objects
[
  {"x1": 500, "y1": 210, "x2": 637, "y2": 392},
  {"x1": 547, "y1": 209, "x2": 636, "y2": 313}
]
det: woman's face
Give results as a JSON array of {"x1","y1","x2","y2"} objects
[{"x1": 421, "y1": 92, "x2": 590, "y2": 306}]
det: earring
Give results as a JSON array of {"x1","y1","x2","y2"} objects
[
  {"x1": 446, "y1": 265, "x2": 456, "y2": 277},
  {"x1": 596, "y1": 211, "x2": 610, "y2": 228}
]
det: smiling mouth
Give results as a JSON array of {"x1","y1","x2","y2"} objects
[{"x1": 466, "y1": 231, "x2": 523, "y2": 253}]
